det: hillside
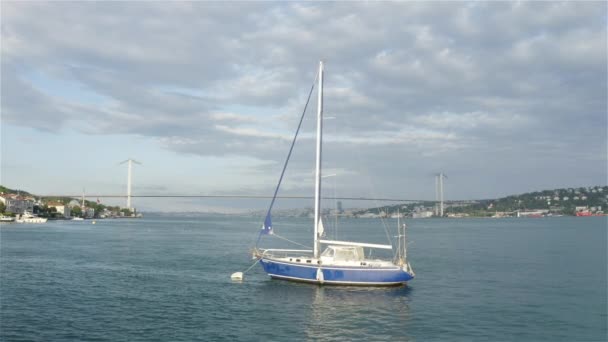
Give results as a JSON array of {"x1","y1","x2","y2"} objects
[
  {"x1": 0, "y1": 185, "x2": 128, "y2": 218},
  {"x1": 0, "y1": 185, "x2": 31, "y2": 196},
  {"x1": 358, "y1": 186, "x2": 608, "y2": 217}
]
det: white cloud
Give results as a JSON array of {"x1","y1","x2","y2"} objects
[
  {"x1": 214, "y1": 124, "x2": 292, "y2": 141},
  {"x1": 210, "y1": 112, "x2": 262, "y2": 123},
  {"x1": 412, "y1": 111, "x2": 530, "y2": 131},
  {"x1": 1, "y1": 1, "x2": 606, "y2": 202}
]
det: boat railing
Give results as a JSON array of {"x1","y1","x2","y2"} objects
[
  {"x1": 257, "y1": 248, "x2": 313, "y2": 259},
  {"x1": 319, "y1": 239, "x2": 393, "y2": 250}
]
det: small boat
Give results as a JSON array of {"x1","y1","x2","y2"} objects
[
  {"x1": 16, "y1": 211, "x2": 48, "y2": 223},
  {"x1": 0, "y1": 215, "x2": 15, "y2": 223},
  {"x1": 72, "y1": 217, "x2": 84, "y2": 221},
  {"x1": 253, "y1": 61, "x2": 414, "y2": 286}
]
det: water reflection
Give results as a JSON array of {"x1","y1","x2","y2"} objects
[
  {"x1": 305, "y1": 285, "x2": 414, "y2": 341},
  {"x1": 252, "y1": 279, "x2": 414, "y2": 341}
]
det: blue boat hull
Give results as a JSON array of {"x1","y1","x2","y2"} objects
[{"x1": 259, "y1": 258, "x2": 414, "y2": 286}]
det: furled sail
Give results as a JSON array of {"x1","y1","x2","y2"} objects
[{"x1": 318, "y1": 217, "x2": 325, "y2": 237}]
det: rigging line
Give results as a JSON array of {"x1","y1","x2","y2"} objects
[
  {"x1": 255, "y1": 69, "x2": 318, "y2": 247},
  {"x1": 263, "y1": 71, "x2": 319, "y2": 220},
  {"x1": 271, "y1": 233, "x2": 312, "y2": 249},
  {"x1": 333, "y1": 174, "x2": 338, "y2": 240},
  {"x1": 379, "y1": 206, "x2": 393, "y2": 252},
  {"x1": 352, "y1": 140, "x2": 394, "y2": 248}
]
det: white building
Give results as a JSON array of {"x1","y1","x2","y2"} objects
[
  {"x1": 47, "y1": 202, "x2": 71, "y2": 218},
  {"x1": 358, "y1": 212, "x2": 380, "y2": 218},
  {"x1": 0, "y1": 194, "x2": 34, "y2": 214},
  {"x1": 412, "y1": 211, "x2": 434, "y2": 219},
  {"x1": 84, "y1": 207, "x2": 95, "y2": 218}
]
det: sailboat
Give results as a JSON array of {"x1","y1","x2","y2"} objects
[{"x1": 253, "y1": 61, "x2": 414, "y2": 286}]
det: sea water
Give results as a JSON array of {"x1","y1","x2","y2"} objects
[{"x1": 1, "y1": 216, "x2": 606, "y2": 341}]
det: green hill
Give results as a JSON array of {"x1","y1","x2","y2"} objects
[
  {"x1": 0, "y1": 185, "x2": 31, "y2": 196},
  {"x1": 358, "y1": 186, "x2": 608, "y2": 217},
  {"x1": 0, "y1": 185, "x2": 127, "y2": 218}
]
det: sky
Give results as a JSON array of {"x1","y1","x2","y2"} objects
[{"x1": 1, "y1": 1, "x2": 606, "y2": 212}]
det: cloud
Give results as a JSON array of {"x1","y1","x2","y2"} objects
[{"x1": 1, "y1": 1, "x2": 606, "y2": 201}]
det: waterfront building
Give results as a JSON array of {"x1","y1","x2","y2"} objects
[
  {"x1": 47, "y1": 201, "x2": 71, "y2": 218},
  {"x1": 85, "y1": 207, "x2": 95, "y2": 218},
  {"x1": 0, "y1": 194, "x2": 34, "y2": 214},
  {"x1": 412, "y1": 211, "x2": 434, "y2": 218}
]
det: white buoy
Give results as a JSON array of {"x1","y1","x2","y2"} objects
[
  {"x1": 92, "y1": 221, "x2": 96, "y2": 225},
  {"x1": 231, "y1": 258, "x2": 260, "y2": 282}
]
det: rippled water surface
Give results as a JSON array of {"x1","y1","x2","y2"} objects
[{"x1": 1, "y1": 216, "x2": 606, "y2": 341}]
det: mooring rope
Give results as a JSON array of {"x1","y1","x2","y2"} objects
[{"x1": 243, "y1": 258, "x2": 261, "y2": 274}]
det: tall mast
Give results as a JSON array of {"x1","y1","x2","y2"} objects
[
  {"x1": 397, "y1": 209, "x2": 401, "y2": 261},
  {"x1": 127, "y1": 160, "x2": 132, "y2": 210},
  {"x1": 439, "y1": 172, "x2": 444, "y2": 217},
  {"x1": 313, "y1": 61, "x2": 324, "y2": 258}
]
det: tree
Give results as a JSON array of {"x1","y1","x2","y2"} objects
[
  {"x1": 48, "y1": 206, "x2": 57, "y2": 218},
  {"x1": 72, "y1": 206, "x2": 82, "y2": 217},
  {"x1": 0, "y1": 201, "x2": 5, "y2": 214},
  {"x1": 38, "y1": 204, "x2": 50, "y2": 217}
]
